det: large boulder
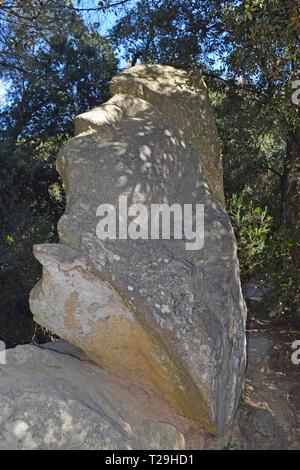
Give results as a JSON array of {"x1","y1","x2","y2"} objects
[{"x1": 29, "y1": 64, "x2": 246, "y2": 438}]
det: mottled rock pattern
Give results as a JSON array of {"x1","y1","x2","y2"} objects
[
  {"x1": 236, "y1": 405, "x2": 287, "y2": 450},
  {"x1": 76, "y1": 64, "x2": 224, "y2": 204},
  {"x1": 29, "y1": 64, "x2": 246, "y2": 436},
  {"x1": 0, "y1": 344, "x2": 213, "y2": 450}
]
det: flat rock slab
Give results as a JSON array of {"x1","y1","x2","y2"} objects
[{"x1": 0, "y1": 344, "x2": 214, "y2": 450}]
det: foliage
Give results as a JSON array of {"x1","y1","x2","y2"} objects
[
  {"x1": 0, "y1": 136, "x2": 65, "y2": 346},
  {"x1": 212, "y1": 87, "x2": 284, "y2": 212},
  {"x1": 222, "y1": 442, "x2": 237, "y2": 450},
  {"x1": 0, "y1": 30, "x2": 118, "y2": 143},
  {"x1": 227, "y1": 194, "x2": 273, "y2": 282},
  {"x1": 110, "y1": 0, "x2": 226, "y2": 68},
  {"x1": 228, "y1": 194, "x2": 299, "y2": 322},
  {"x1": 262, "y1": 227, "x2": 300, "y2": 323}
]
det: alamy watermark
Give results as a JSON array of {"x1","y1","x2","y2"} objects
[
  {"x1": 0, "y1": 340, "x2": 6, "y2": 365},
  {"x1": 96, "y1": 197, "x2": 204, "y2": 251},
  {"x1": 291, "y1": 340, "x2": 300, "y2": 365},
  {"x1": 291, "y1": 80, "x2": 300, "y2": 105}
]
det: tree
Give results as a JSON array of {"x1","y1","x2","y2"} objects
[
  {"x1": 0, "y1": 30, "x2": 118, "y2": 148},
  {"x1": 0, "y1": 0, "x2": 132, "y2": 77},
  {"x1": 221, "y1": 0, "x2": 299, "y2": 248}
]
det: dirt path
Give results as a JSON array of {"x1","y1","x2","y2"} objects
[{"x1": 232, "y1": 306, "x2": 300, "y2": 449}]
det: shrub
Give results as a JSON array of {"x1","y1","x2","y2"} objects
[
  {"x1": 227, "y1": 194, "x2": 299, "y2": 326},
  {"x1": 227, "y1": 194, "x2": 273, "y2": 282}
]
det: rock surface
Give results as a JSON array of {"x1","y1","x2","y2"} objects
[
  {"x1": 76, "y1": 65, "x2": 225, "y2": 204},
  {"x1": 1, "y1": 332, "x2": 297, "y2": 450},
  {"x1": 0, "y1": 343, "x2": 214, "y2": 450},
  {"x1": 29, "y1": 64, "x2": 247, "y2": 437}
]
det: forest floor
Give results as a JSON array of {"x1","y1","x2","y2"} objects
[{"x1": 231, "y1": 301, "x2": 300, "y2": 449}]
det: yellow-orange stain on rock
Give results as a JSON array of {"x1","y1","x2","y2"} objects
[
  {"x1": 67, "y1": 313, "x2": 218, "y2": 436},
  {"x1": 64, "y1": 291, "x2": 83, "y2": 333}
]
